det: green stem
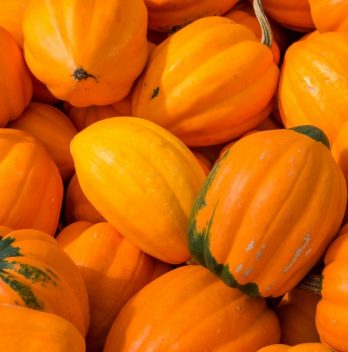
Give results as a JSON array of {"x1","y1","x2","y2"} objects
[
  {"x1": 253, "y1": 0, "x2": 272, "y2": 47},
  {"x1": 296, "y1": 274, "x2": 322, "y2": 295}
]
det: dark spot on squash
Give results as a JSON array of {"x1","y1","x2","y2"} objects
[
  {"x1": 73, "y1": 67, "x2": 98, "y2": 82},
  {"x1": 151, "y1": 87, "x2": 160, "y2": 99}
]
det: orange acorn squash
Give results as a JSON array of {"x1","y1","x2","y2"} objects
[
  {"x1": 104, "y1": 265, "x2": 280, "y2": 351},
  {"x1": 257, "y1": 0, "x2": 314, "y2": 31},
  {"x1": 9, "y1": 102, "x2": 77, "y2": 181},
  {"x1": 0, "y1": 26, "x2": 32, "y2": 127},
  {"x1": 145, "y1": 0, "x2": 239, "y2": 31},
  {"x1": 316, "y1": 227, "x2": 348, "y2": 351},
  {"x1": 0, "y1": 129, "x2": 63, "y2": 235},
  {"x1": 64, "y1": 174, "x2": 104, "y2": 224},
  {"x1": 23, "y1": 0, "x2": 148, "y2": 107},
  {"x1": 68, "y1": 96, "x2": 132, "y2": 131},
  {"x1": 332, "y1": 121, "x2": 348, "y2": 187},
  {"x1": 0, "y1": 228, "x2": 89, "y2": 337},
  {"x1": 57, "y1": 221, "x2": 171, "y2": 352},
  {"x1": 257, "y1": 343, "x2": 331, "y2": 352},
  {"x1": 0, "y1": 304, "x2": 85, "y2": 352},
  {"x1": 132, "y1": 10, "x2": 279, "y2": 146},
  {"x1": 70, "y1": 117, "x2": 206, "y2": 264},
  {"x1": 188, "y1": 126, "x2": 347, "y2": 298},
  {"x1": 276, "y1": 288, "x2": 320, "y2": 344},
  {"x1": 309, "y1": 0, "x2": 348, "y2": 33},
  {"x1": 279, "y1": 32, "x2": 348, "y2": 143}
]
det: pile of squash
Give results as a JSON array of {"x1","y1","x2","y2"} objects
[{"x1": 0, "y1": 0, "x2": 348, "y2": 351}]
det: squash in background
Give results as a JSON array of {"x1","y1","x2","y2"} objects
[
  {"x1": 64, "y1": 174, "x2": 104, "y2": 224},
  {"x1": 0, "y1": 27, "x2": 32, "y2": 127},
  {"x1": 57, "y1": 221, "x2": 171, "y2": 352},
  {"x1": 0, "y1": 129, "x2": 63, "y2": 235},
  {"x1": 276, "y1": 289, "x2": 320, "y2": 344},
  {"x1": 257, "y1": 343, "x2": 331, "y2": 351},
  {"x1": 23, "y1": 0, "x2": 148, "y2": 106},
  {"x1": 0, "y1": 229, "x2": 89, "y2": 336},
  {"x1": 132, "y1": 8, "x2": 279, "y2": 146},
  {"x1": 189, "y1": 127, "x2": 347, "y2": 298},
  {"x1": 145, "y1": 0, "x2": 239, "y2": 31},
  {"x1": 309, "y1": 0, "x2": 348, "y2": 33},
  {"x1": 70, "y1": 117, "x2": 206, "y2": 264},
  {"x1": 279, "y1": 32, "x2": 348, "y2": 143},
  {"x1": 104, "y1": 265, "x2": 280, "y2": 351},
  {"x1": 0, "y1": 304, "x2": 85, "y2": 352},
  {"x1": 9, "y1": 102, "x2": 77, "y2": 181}
]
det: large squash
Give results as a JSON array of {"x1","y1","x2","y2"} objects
[
  {"x1": 188, "y1": 127, "x2": 347, "y2": 298},
  {"x1": 309, "y1": 0, "x2": 348, "y2": 33},
  {"x1": 316, "y1": 225, "x2": 348, "y2": 351},
  {"x1": 0, "y1": 228, "x2": 89, "y2": 336},
  {"x1": 104, "y1": 265, "x2": 280, "y2": 351},
  {"x1": 278, "y1": 32, "x2": 348, "y2": 143},
  {"x1": 0, "y1": 27, "x2": 32, "y2": 127},
  {"x1": 132, "y1": 7, "x2": 279, "y2": 146},
  {"x1": 57, "y1": 221, "x2": 170, "y2": 352},
  {"x1": 70, "y1": 117, "x2": 206, "y2": 264},
  {"x1": 9, "y1": 102, "x2": 77, "y2": 181},
  {"x1": 0, "y1": 304, "x2": 85, "y2": 352},
  {"x1": 145, "y1": 0, "x2": 238, "y2": 31},
  {"x1": 23, "y1": 0, "x2": 148, "y2": 107},
  {"x1": 257, "y1": 343, "x2": 331, "y2": 352},
  {"x1": 0, "y1": 129, "x2": 63, "y2": 235}
]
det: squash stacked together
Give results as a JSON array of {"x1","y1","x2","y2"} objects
[{"x1": 0, "y1": 0, "x2": 348, "y2": 351}]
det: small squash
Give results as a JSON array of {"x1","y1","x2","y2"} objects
[
  {"x1": 276, "y1": 289, "x2": 320, "y2": 344},
  {"x1": 132, "y1": 4, "x2": 279, "y2": 146},
  {"x1": 57, "y1": 221, "x2": 171, "y2": 352},
  {"x1": 257, "y1": 343, "x2": 331, "y2": 352},
  {"x1": 104, "y1": 265, "x2": 280, "y2": 351},
  {"x1": 23, "y1": 0, "x2": 148, "y2": 107},
  {"x1": 145, "y1": 0, "x2": 239, "y2": 32},
  {"x1": 188, "y1": 126, "x2": 347, "y2": 298},
  {"x1": 64, "y1": 174, "x2": 104, "y2": 224},
  {"x1": 0, "y1": 129, "x2": 63, "y2": 235},
  {"x1": 279, "y1": 32, "x2": 348, "y2": 143},
  {"x1": 0, "y1": 228, "x2": 89, "y2": 336},
  {"x1": 0, "y1": 26, "x2": 32, "y2": 127},
  {"x1": 0, "y1": 304, "x2": 85, "y2": 352},
  {"x1": 9, "y1": 102, "x2": 77, "y2": 181},
  {"x1": 309, "y1": 0, "x2": 348, "y2": 33},
  {"x1": 70, "y1": 117, "x2": 206, "y2": 264}
]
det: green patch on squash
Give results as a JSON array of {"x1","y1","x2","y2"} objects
[{"x1": 188, "y1": 148, "x2": 261, "y2": 298}]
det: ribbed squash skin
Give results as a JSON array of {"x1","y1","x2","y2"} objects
[
  {"x1": 0, "y1": 229, "x2": 89, "y2": 337},
  {"x1": 145, "y1": 0, "x2": 238, "y2": 31},
  {"x1": 316, "y1": 230, "x2": 348, "y2": 351},
  {"x1": 57, "y1": 221, "x2": 171, "y2": 352},
  {"x1": 68, "y1": 95, "x2": 132, "y2": 131},
  {"x1": 332, "y1": 121, "x2": 348, "y2": 187},
  {"x1": 257, "y1": 343, "x2": 331, "y2": 352},
  {"x1": 23, "y1": 0, "x2": 148, "y2": 107},
  {"x1": 258, "y1": 0, "x2": 314, "y2": 31},
  {"x1": 279, "y1": 32, "x2": 348, "y2": 143},
  {"x1": 64, "y1": 174, "x2": 104, "y2": 224},
  {"x1": 0, "y1": 304, "x2": 85, "y2": 352},
  {"x1": 0, "y1": 27, "x2": 32, "y2": 127},
  {"x1": 132, "y1": 16, "x2": 279, "y2": 146},
  {"x1": 9, "y1": 102, "x2": 77, "y2": 181},
  {"x1": 189, "y1": 128, "x2": 347, "y2": 298},
  {"x1": 70, "y1": 117, "x2": 206, "y2": 264},
  {"x1": 104, "y1": 265, "x2": 280, "y2": 351},
  {"x1": 225, "y1": 5, "x2": 280, "y2": 64},
  {"x1": 31, "y1": 74, "x2": 59, "y2": 105},
  {"x1": 276, "y1": 289, "x2": 320, "y2": 344},
  {"x1": 0, "y1": 129, "x2": 63, "y2": 235},
  {"x1": 0, "y1": 1, "x2": 29, "y2": 46},
  {"x1": 309, "y1": 0, "x2": 348, "y2": 32}
]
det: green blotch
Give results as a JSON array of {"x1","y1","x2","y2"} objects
[
  {"x1": 151, "y1": 87, "x2": 160, "y2": 99},
  {"x1": 0, "y1": 237, "x2": 58, "y2": 311},
  {"x1": 290, "y1": 125, "x2": 330, "y2": 149},
  {"x1": 188, "y1": 149, "x2": 261, "y2": 298}
]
